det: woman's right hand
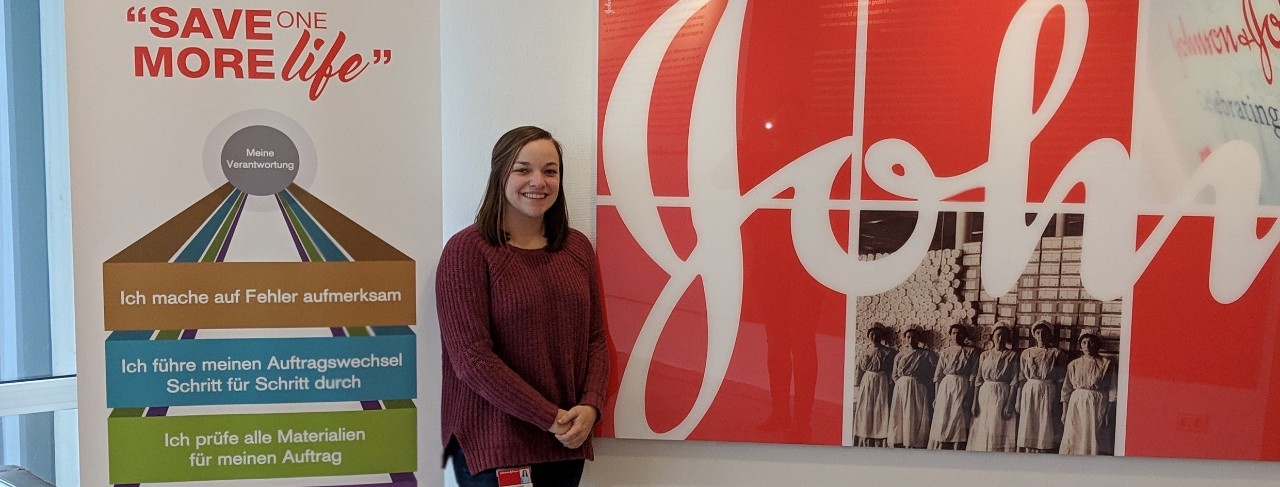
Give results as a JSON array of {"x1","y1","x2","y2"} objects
[
  {"x1": 549, "y1": 409, "x2": 572, "y2": 436},
  {"x1": 555, "y1": 405, "x2": 598, "y2": 449}
]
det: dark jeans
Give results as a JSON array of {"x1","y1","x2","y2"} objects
[{"x1": 448, "y1": 440, "x2": 585, "y2": 487}]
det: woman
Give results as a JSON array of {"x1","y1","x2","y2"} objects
[
  {"x1": 929, "y1": 324, "x2": 978, "y2": 450},
  {"x1": 853, "y1": 325, "x2": 896, "y2": 447},
  {"x1": 437, "y1": 126, "x2": 609, "y2": 486},
  {"x1": 967, "y1": 325, "x2": 1019, "y2": 452},
  {"x1": 1060, "y1": 333, "x2": 1117, "y2": 455},
  {"x1": 889, "y1": 328, "x2": 936, "y2": 448},
  {"x1": 1017, "y1": 322, "x2": 1065, "y2": 453}
]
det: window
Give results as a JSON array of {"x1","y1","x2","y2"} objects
[{"x1": 1, "y1": 0, "x2": 77, "y2": 485}]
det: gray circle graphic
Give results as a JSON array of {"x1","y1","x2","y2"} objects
[{"x1": 220, "y1": 125, "x2": 300, "y2": 195}]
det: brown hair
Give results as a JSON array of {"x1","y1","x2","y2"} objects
[
  {"x1": 1032, "y1": 321, "x2": 1055, "y2": 339},
  {"x1": 474, "y1": 126, "x2": 569, "y2": 250},
  {"x1": 904, "y1": 328, "x2": 926, "y2": 348},
  {"x1": 992, "y1": 324, "x2": 1013, "y2": 348},
  {"x1": 1078, "y1": 332, "x2": 1101, "y2": 354},
  {"x1": 867, "y1": 323, "x2": 890, "y2": 346}
]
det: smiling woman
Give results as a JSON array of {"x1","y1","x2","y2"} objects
[
  {"x1": 501, "y1": 138, "x2": 561, "y2": 248},
  {"x1": 475, "y1": 126, "x2": 570, "y2": 251},
  {"x1": 436, "y1": 126, "x2": 608, "y2": 487}
]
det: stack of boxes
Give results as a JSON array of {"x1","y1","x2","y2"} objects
[
  {"x1": 961, "y1": 236, "x2": 1121, "y2": 355},
  {"x1": 854, "y1": 236, "x2": 1122, "y2": 357},
  {"x1": 854, "y1": 249, "x2": 976, "y2": 340}
]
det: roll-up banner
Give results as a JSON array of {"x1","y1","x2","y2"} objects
[
  {"x1": 598, "y1": 0, "x2": 1280, "y2": 462},
  {"x1": 68, "y1": 3, "x2": 436, "y2": 485}
]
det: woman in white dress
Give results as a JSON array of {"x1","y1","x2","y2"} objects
[
  {"x1": 889, "y1": 328, "x2": 935, "y2": 448},
  {"x1": 1017, "y1": 322, "x2": 1065, "y2": 452},
  {"x1": 967, "y1": 325, "x2": 1019, "y2": 452},
  {"x1": 1059, "y1": 333, "x2": 1117, "y2": 455},
  {"x1": 928, "y1": 324, "x2": 977, "y2": 450},
  {"x1": 853, "y1": 325, "x2": 896, "y2": 447}
]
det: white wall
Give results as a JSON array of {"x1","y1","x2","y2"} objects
[
  {"x1": 437, "y1": 2, "x2": 1280, "y2": 486},
  {"x1": 440, "y1": 0, "x2": 597, "y2": 238}
]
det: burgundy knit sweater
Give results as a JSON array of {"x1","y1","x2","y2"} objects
[{"x1": 436, "y1": 225, "x2": 610, "y2": 474}]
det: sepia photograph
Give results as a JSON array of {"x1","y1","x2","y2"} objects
[{"x1": 852, "y1": 212, "x2": 1120, "y2": 455}]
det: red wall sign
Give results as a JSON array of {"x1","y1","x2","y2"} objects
[{"x1": 598, "y1": 0, "x2": 1280, "y2": 461}]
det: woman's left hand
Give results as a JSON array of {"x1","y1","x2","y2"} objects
[{"x1": 554, "y1": 405, "x2": 598, "y2": 449}]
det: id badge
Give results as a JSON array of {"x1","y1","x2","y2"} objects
[{"x1": 496, "y1": 466, "x2": 533, "y2": 487}]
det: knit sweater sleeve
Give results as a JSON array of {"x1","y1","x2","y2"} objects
[
  {"x1": 436, "y1": 230, "x2": 560, "y2": 430},
  {"x1": 572, "y1": 232, "x2": 611, "y2": 416}
]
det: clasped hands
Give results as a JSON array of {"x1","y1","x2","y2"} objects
[{"x1": 549, "y1": 405, "x2": 597, "y2": 449}]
